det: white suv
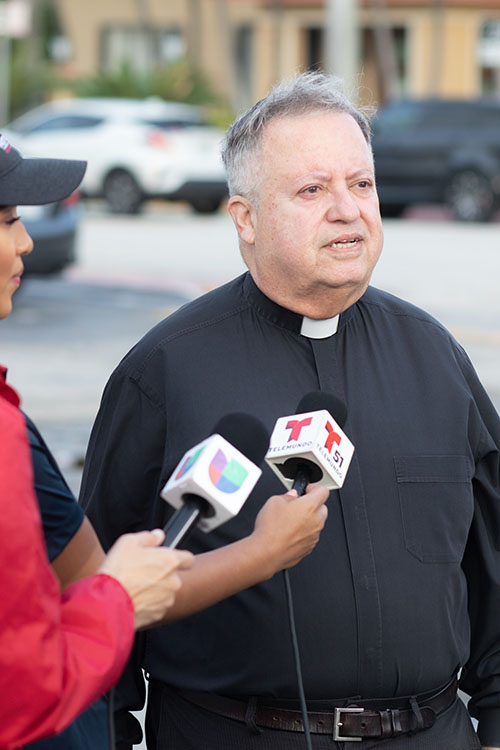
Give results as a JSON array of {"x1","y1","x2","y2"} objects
[{"x1": 4, "y1": 97, "x2": 228, "y2": 214}]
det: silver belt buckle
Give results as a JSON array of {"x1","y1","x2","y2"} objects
[{"x1": 334, "y1": 706, "x2": 364, "y2": 742}]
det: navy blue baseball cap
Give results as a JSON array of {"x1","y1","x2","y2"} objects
[{"x1": 0, "y1": 133, "x2": 86, "y2": 206}]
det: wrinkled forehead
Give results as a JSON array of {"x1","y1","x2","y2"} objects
[{"x1": 257, "y1": 111, "x2": 374, "y2": 180}]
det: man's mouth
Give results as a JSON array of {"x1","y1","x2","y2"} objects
[{"x1": 328, "y1": 238, "x2": 361, "y2": 249}]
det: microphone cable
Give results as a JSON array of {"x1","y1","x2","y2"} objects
[
  {"x1": 277, "y1": 390, "x2": 349, "y2": 750},
  {"x1": 283, "y1": 568, "x2": 313, "y2": 750}
]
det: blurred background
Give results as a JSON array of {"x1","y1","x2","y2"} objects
[
  {"x1": 1, "y1": 0, "x2": 500, "y2": 498},
  {"x1": 3, "y1": 0, "x2": 500, "y2": 125},
  {"x1": 3, "y1": 0, "x2": 500, "y2": 121}
]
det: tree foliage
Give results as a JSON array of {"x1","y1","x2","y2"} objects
[{"x1": 69, "y1": 60, "x2": 234, "y2": 127}]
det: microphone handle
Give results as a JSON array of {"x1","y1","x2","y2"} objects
[
  {"x1": 162, "y1": 499, "x2": 202, "y2": 548},
  {"x1": 292, "y1": 463, "x2": 312, "y2": 497}
]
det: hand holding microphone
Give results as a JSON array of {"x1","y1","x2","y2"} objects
[
  {"x1": 98, "y1": 531, "x2": 193, "y2": 630},
  {"x1": 150, "y1": 406, "x2": 334, "y2": 622},
  {"x1": 151, "y1": 398, "x2": 350, "y2": 622},
  {"x1": 252, "y1": 483, "x2": 329, "y2": 572}
]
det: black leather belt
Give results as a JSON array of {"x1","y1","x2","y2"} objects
[{"x1": 176, "y1": 676, "x2": 458, "y2": 741}]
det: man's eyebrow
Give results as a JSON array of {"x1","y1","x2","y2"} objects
[
  {"x1": 291, "y1": 172, "x2": 333, "y2": 187},
  {"x1": 349, "y1": 166, "x2": 375, "y2": 178}
]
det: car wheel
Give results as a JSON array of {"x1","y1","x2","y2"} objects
[
  {"x1": 190, "y1": 197, "x2": 223, "y2": 214},
  {"x1": 103, "y1": 170, "x2": 143, "y2": 214},
  {"x1": 445, "y1": 170, "x2": 495, "y2": 222}
]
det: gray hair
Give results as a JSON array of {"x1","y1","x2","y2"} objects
[{"x1": 221, "y1": 71, "x2": 373, "y2": 198}]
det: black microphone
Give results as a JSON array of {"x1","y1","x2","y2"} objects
[
  {"x1": 266, "y1": 391, "x2": 354, "y2": 496},
  {"x1": 160, "y1": 413, "x2": 270, "y2": 548}
]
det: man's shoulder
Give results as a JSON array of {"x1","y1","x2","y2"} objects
[
  {"x1": 133, "y1": 274, "x2": 247, "y2": 350},
  {"x1": 112, "y1": 274, "x2": 249, "y2": 383},
  {"x1": 361, "y1": 286, "x2": 448, "y2": 333}
]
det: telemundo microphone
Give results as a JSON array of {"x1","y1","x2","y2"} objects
[
  {"x1": 160, "y1": 413, "x2": 270, "y2": 548},
  {"x1": 265, "y1": 391, "x2": 354, "y2": 496}
]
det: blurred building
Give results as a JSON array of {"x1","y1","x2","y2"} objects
[{"x1": 54, "y1": 0, "x2": 500, "y2": 107}]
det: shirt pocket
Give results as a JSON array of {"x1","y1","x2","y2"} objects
[{"x1": 394, "y1": 455, "x2": 474, "y2": 563}]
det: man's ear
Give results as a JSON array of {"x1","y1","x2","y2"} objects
[{"x1": 227, "y1": 195, "x2": 256, "y2": 246}]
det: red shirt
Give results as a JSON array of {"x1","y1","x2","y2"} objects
[{"x1": 0, "y1": 368, "x2": 135, "y2": 749}]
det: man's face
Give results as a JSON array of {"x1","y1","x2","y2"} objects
[{"x1": 229, "y1": 110, "x2": 384, "y2": 318}]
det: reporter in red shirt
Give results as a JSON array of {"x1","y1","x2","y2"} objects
[{"x1": 0, "y1": 135, "x2": 193, "y2": 749}]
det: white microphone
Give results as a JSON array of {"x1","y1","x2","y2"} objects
[
  {"x1": 265, "y1": 392, "x2": 354, "y2": 495},
  {"x1": 160, "y1": 413, "x2": 270, "y2": 547}
]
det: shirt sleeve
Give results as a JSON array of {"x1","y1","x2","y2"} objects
[
  {"x1": 80, "y1": 364, "x2": 168, "y2": 547},
  {"x1": 24, "y1": 413, "x2": 84, "y2": 562},
  {"x1": 455, "y1": 347, "x2": 500, "y2": 746},
  {"x1": 0, "y1": 396, "x2": 135, "y2": 750}
]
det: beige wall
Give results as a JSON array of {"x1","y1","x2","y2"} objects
[{"x1": 55, "y1": 0, "x2": 500, "y2": 106}]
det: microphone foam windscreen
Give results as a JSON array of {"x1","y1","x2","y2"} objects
[
  {"x1": 214, "y1": 413, "x2": 270, "y2": 466},
  {"x1": 295, "y1": 391, "x2": 348, "y2": 428}
]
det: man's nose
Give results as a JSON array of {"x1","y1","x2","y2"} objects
[{"x1": 325, "y1": 188, "x2": 360, "y2": 223}]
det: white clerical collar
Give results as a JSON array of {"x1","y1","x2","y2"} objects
[{"x1": 300, "y1": 314, "x2": 339, "y2": 339}]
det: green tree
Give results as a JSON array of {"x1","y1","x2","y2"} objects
[
  {"x1": 8, "y1": 0, "x2": 62, "y2": 119},
  {"x1": 69, "y1": 59, "x2": 234, "y2": 127}
]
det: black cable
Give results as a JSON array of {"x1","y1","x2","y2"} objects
[
  {"x1": 107, "y1": 687, "x2": 116, "y2": 750},
  {"x1": 283, "y1": 568, "x2": 313, "y2": 750}
]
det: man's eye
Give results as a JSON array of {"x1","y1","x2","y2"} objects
[
  {"x1": 5, "y1": 216, "x2": 21, "y2": 226},
  {"x1": 302, "y1": 185, "x2": 321, "y2": 194}
]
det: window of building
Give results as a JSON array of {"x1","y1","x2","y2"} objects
[
  {"x1": 234, "y1": 25, "x2": 254, "y2": 110},
  {"x1": 478, "y1": 20, "x2": 500, "y2": 95},
  {"x1": 100, "y1": 26, "x2": 186, "y2": 73},
  {"x1": 304, "y1": 27, "x2": 324, "y2": 71},
  {"x1": 362, "y1": 25, "x2": 407, "y2": 102}
]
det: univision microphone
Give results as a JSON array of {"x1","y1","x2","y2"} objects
[
  {"x1": 265, "y1": 391, "x2": 354, "y2": 495},
  {"x1": 160, "y1": 413, "x2": 270, "y2": 548}
]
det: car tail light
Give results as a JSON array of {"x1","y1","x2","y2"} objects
[
  {"x1": 50, "y1": 190, "x2": 81, "y2": 217},
  {"x1": 61, "y1": 190, "x2": 81, "y2": 207},
  {"x1": 146, "y1": 129, "x2": 172, "y2": 149}
]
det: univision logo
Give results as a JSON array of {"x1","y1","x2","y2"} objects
[
  {"x1": 175, "y1": 446, "x2": 205, "y2": 480},
  {"x1": 208, "y1": 449, "x2": 248, "y2": 493}
]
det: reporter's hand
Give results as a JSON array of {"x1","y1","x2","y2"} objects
[
  {"x1": 252, "y1": 483, "x2": 329, "y2": 574},
  {"x1": 98, "y1": 529, "x2": 193, "y2": 630}
]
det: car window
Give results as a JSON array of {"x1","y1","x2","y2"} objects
[
  {"x1": 471, "y1": 105, "x2": 500, "y2": 127},
  {"x1": 24, "y1": 115, "x2": 104, "y2": 134},
  {"x1": 422, "y1": 103, "x2": 477, "y2": 128},
  {"x1": 140, "y1": 117, "x2": 208, "y2": 129},
  {"x1": 372, "y1": 101, "x2": 425, "y2": 134},
  {"x1": 374, "y1": 100, "x2": 500, "y2": 134}
]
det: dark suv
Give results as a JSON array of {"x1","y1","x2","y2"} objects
[{"x1": 371, "y1": 98, "x2": 500, "y2": 221}]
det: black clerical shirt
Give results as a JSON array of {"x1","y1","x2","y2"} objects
[{"x1": 81, "y1": 273, "x2": 500, "y2": 744}]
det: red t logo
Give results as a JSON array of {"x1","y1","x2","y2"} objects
[
  {"x1": 325, "y1": 421, "x2": 341, "y2": 453},
  {"x1": 286, "y1": 417, "x2": 312, "y2": 441}
]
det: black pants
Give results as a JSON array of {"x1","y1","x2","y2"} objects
[{"x1": 146, "y1": 683, "x2": 481, "y2": 750}]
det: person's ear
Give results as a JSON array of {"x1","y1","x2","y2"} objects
[{"x1": 227, "y1": 195, "x2": 256, "y2": 246}]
